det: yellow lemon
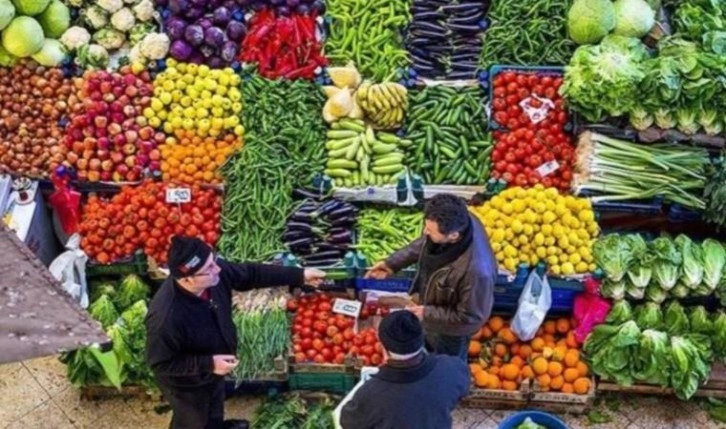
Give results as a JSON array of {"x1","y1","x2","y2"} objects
[{"x1": 561, "y1": 262, "x2": 575, "y2": 275}]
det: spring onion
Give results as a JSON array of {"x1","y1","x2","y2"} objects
[{"x1": 232, "y1": 307, "x2": 289, "y2": 382}]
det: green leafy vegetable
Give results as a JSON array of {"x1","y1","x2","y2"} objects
[
  {"x1": 651, "y1": 237, "x2": 682, "y2": 291},
  {"x1": 2, "y1": 16, "x2": 44, "y2": 57},
  {"x1": 634, "y1": 302, "x2": 664, "y2": 330},
  {"x1": 612, "y1": 0, "x2": 656, "y2": 38},
  {"x1": 37, "y1": 0, "x2": 70, "y2": 38},
  {"x1": 689, "y1": 306, "x2": 714, "y2": 335},
  {"x1": 633, "y1": 329, "x2": 670, "y2": 386},
  {"x1": 606, "y1": 300, "x2": 633, "y2": 325},
  {"x1": 114, "y1": 274, "x2": 150, "y2": 312},
  {"x1": 675, "y1": 234, "x2": 704, "y2": 289},
  {"x1": 703, "y1": 239, "x2": 725, "y2": 291},
  {"x1": 586, "y1": 320, "x2": 641, "y2": 386},
  {"x1": 664, "y1": 301, "x2": 690, "y2": 336},
  {"x1": 567, "y1": 0, "x2": 616, "y2": 45},
  {"x1": 670, "y1": 336, "x2": 710, "y2": 400},
  {"x1": 627, "y1": 234, "x2": 654, "y2": 289},
  {"x1": 594, "y1": 234, "x2": 633, "y2": 282},
  {"x1": 600, "y1": 278, "x2": 626, "y2": 300},
  {"x1": 88, "y1": 294, "x2": 119, "y2": 329}
]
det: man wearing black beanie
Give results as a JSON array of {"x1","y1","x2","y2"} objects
[
  {"x1": 339, "y1": 311, "x2": 470, "y2": 429},
  {"x1": 146, "y1": 236, "x2": 325, "y2": 429}
]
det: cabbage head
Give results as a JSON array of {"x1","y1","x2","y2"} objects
[
  {"x1": 612, "y1": 0, "x2": 656, "y2": 38},
  {"x1": 38, "y1": 0, "x2": 69, "y2": 38},
  {"x1": 31, "y1": 38, "x2": 65, "y2": 66},
  {"x1": 567, "y1": 0, "x2": 616, "y2": 45},
  {"x1": 0, "y1": 0, "x2": 14, "y2": 31},
  {"x1": 606, "y1": 299, "x2": 633, "y2": 324},
  {"x1": 634, "y1": 302, "x2": 663, "y2": 330},
  {"x1": 2, "y1": 16, "x2": 44, "y2": 57},
  {"x1": 12, "y1": 0, "x2": 49, "y2": 16},
  {"x1": 114, "y1": 274, "x2": 149, "y2": 311},
  {"x1": 89, "y1": 294, "x2": 119, "y2": 329}
]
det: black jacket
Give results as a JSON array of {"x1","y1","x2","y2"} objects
[
  {"x1": 340, "y1": 354, "x2": 470, "y2": 429},
  {"x1": 145, "y1": 259, "x2": 304, "y2": 391},
  {"x1": 385, "y1": 214, "x2": 497, "y2": 336}
]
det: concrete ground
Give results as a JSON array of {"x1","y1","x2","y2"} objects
[{"x1": 1, "y1": 356, "x2": 725, "y2": 429}]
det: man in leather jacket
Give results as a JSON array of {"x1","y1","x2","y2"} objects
[{"x1": 366, "y1": 193, "x2": 497, "y2": 360}]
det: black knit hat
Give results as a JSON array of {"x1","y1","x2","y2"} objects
[
  {"x1": 378, "y1": 311, "x2": 424, "y2": 355},
  {"x1": 168, "y1": 236, "x2": 212, "y2": 279}
]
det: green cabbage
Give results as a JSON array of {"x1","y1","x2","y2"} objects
[
  {"x1": 634, "y1": 302, "x2": 664, "y2": 330},
  {"x1": 675, "y1": 235, "x2": 704, "y2": 289},
  {"x1": 0, "y1": 0, "x2": 14, "y2": 31},
  {"x1": 689, "y1": 306, "x2": 714, "y2": 335},
  {"x1": 625, "y1": 278, "x2": 646, "y2": 300},
  {"x1": 90, "y1": 282, "x2": 116, "y2": 304},
  {"x1": 12, "y1": 0, "x2": 49, "y2": 16},
  {"x1": 0, "y1": 45, "x2": 16, "y2": 66},
  {"x1": 627, "y1": 234, "x2": 654, "y2": 288},
  {"x1": 664, "y1": 301, "x2": 690, "y2": 336},
  {"x1": 606, "y1": 300, "x2": 633, "y2": 324},
  {"x1": 670, "y1": 282, "x2": 690, "y2": 299},
  {"x1": 612, "y1": 0, "x2": 656, "y2": 38},
  {"x1": 646, "y1": 282, "x2": 668, "y2": 303},
  {"x1": 633, "y1": 329, "x2": 670, "y2": 386},
  {"x1": 37, "y1": 0, "x2": 69, "y2": 38},
  {"x1": 594, "y1": 234, "x2": 634, "y2": 282},
  {"x1": 114, "y1": 274, "x2": 150, "y2": 311},
  {"x1": 651, "y1": 237, "x2": 682, "y2": 290},
  {"x1": 88, "y1": 294, "x2": 119, "y2": 329},
  {"x1": 567, "y1": 0, "x2": 616, "y2": 45},
  {"x1": 588, "y1": 321, "x2": 641, "y2": 386},
  {"x1": 601, "y1": 278, "x2": 626, "y2": 300},
  {"x1": 31, "y1": 38, "x2": 66, "y2": 66},
  {"x1": 2, "y1": 16, "x2": 44, "y2": 57},
  {"x1": 703, "y1": 239, "x2": 725, "y2": 290}
]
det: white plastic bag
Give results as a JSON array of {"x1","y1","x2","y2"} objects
[
  {"x1": 511, "y1": 271, "x2": 552, "y2": 341},
  {"x1": 48, "y1": 234, "x2": 89, "y2": 308}
]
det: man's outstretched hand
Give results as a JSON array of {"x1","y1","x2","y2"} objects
[
  {"x1": 304, "y1": 268, "x2": 326, "y2": 287},
  {"x1": 365, "y1": 261, "x2": 393, "y2": 280},
  {"x1": 212, "y1": 355, "x2": 238, "y2": 376}
]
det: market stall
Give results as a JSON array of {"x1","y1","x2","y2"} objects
[{"x1": 2, "y1": 0, "x2": 726, "y2": 425}]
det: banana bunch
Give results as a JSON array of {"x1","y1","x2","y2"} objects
[
  {"x1": 356, "y1": 82, "x2": 409, "y2": 129},
  {"x1": 324, "y1": 118, "x2": 413, "y2": 188}
]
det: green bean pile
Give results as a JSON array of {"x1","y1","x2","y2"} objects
[
  {"x1": 355, "y1": 208, "x2": 423, "y2": 263},
  {"x1": 479, "y1": 0, "x2": 575, "y2": 69},
  {"x1": 326, "y1": 0, "x2": 412, "y2": 81},
  {"x1": 405, "y1": 85, "x2": 492, "y2": 185},
  {"x1": 232, "y1": 308, "x2": 289, "y2": 382},
  {"x1": 219, "y1": 75, "x2": 327, "y2": 262}
]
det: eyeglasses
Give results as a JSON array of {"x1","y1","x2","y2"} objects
[{"x1": 186, "y1": 254, "x2": 220, "y2": 279}]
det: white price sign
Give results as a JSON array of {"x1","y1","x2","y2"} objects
[
  {"x1": 333, "y1": 298, "x2": 362, "y2": 318},
  {"x1": 165, "y1": 188, "x2": 191, "y2": 204},
  {"x1": 536, "y1": 160, "x2": 560, "y2": 177}
]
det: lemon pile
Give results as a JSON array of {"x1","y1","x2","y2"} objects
[
  {"x1": 471, "y1": 185, "x2": 599, "y2": 275},
  {"x1": 146, "y1": 59, "x2": 244, "y2": 138}
]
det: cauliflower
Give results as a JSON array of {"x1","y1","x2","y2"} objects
[
  {"x1": 129, "y1": 22, "x2": 154, "y2": 45},
  {"x1": 139, "y1": 33, "x2": 170, "y2": 60},
  {"x1": 97, "y1": 0, "x2": 123, "y2": 13},
  {"x1": 77, "y1": 44, "x2": 109, "y2": 69},
  {"x1": 132, "y1": 0, "x2": 154, "y2": 22},
  {"x1": 83, "y1": 5, "x2": 109, "y2": 29},
  {"x1": 93, "y1": 28, "x2": 126, "y2": 50},
  {"x1": 60, "y1": 26, "x2": 92, "y2": 50},
  {"x1": 127, "y1": 44, "x2": 143, "y2": 64},
  {"x1": 111, "y1": 8, "x2": 135, "y2": 32}
]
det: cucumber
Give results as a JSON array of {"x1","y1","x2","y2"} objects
[
  {"x1": 367, "y1": 172, "x2": 377, "y2": 185},
  {"x1": 325, "y1": 168, "x2": 352, "y2": 178},
  {"x1": 377, "y1": 131, "x2": 400, "y2": 144},
  {"x1": 361, "y1": 157, "x2": 369, "y2": 182},
  {"x1": 327, "y1": 130, "x2": 359, "y2": 139},
  {"x1": 327, "y1": 159, "x2": 358, "y2": 170},
  {"x1": 338, "y1": 119, "x2": 366, "y2": 133},
  {"x1": 371, "y1": 142, "x2": 397, "y2": 155},
  {"x1": 326, "y1": 136, "x2": 357, "y2": 151},
  {"x1": 356, "y1": 145, "x2": 366, "y2": 162},
  {"x1": 343, "y1": 178, "x2": 353, "y2": 187},
  {"x1": 397, "y1": 139, "x2": 413, "y2": 148},
  {"x1": 373, "y1": 154, "x2": 405, "y2": 167},
  {"x1": 345, "y1": 137, "x2": 361, "y2": 160},
  {"x1": 328, "y1": 146, "x2": 350, "y2": 159},
  {"x1": 351, "y1": 171, "x2": 360, "y2": 185},
  {"x1": 372, "y1": 164, "x2": 403, "y2": 174}
]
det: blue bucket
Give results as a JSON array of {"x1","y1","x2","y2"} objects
[{"x1": 498, "y1": 411, "x2": 568, "y2": 429}]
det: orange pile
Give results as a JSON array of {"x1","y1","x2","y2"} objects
[
  {"x1": 159, "y1": 130, "x2": 241, "y2": 185},
  {"x1": 468, "y1": 316, "x2": 591, "y2": 395}
]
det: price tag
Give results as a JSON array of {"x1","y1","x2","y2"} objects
[
  {"x1": 519, "y1": 95, "x2": 555, "y2": 125},
  {"x1": 333, "y1": 298, "x2": 362, "y2": 318},
  {"x1": 165, "y1": 188, "x2": 191, "y2": 204},
  {"x1": 536, "y1": 160, "x2": 560, "y2": 177}
]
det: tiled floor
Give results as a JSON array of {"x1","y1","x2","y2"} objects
[{"x1": 2, "y1": 356, "x2": 726, "y2": 429}]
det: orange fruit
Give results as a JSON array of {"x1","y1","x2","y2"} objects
[
  {"x1": 510, "y1": 356, "x2": 525, "y2": 368},
  {"x1": 552, "y1": 346, "x2": 567, "y2": 362},
  {"x1": 548, "y1": 361, "x2": 563, "y2": 377},
  {"x1": 510, "y1": 343, "x2": 521, "y2": 356},
  {"x1": 556, "y1": 318, "x2": 571, "y2": 334},
  {"x1": 566, "y1": 331, "x2": 579, "y2": 348},
  {"x1": 488, "y1": 375, "x2": 501, "y2": 390},
  {"x1": 498, "y1": 327, "x2": 517, "y2": 345},
  {"x1": 543, "y1": 321, "x2": 556, "y2": 335},
  {"x1": 502, "y1": 380, "x2": 518, "y2": 391},
  {"x1": 564, "y1": 350, "x2": 580, "y2": 368},
  {"x1": 494, "y1": 343, "x2": 508, "y2": 358},
  {"x1": 537, "y1": 374, "x2": 551, "y2": 388},
  {"x1": 502, "y1": 364, "x2": 520, "y2": 381},
  {"x1": 519, "y1": 344, "x2": 533, "y2": 359},
  {"x1": 491, "y1": 356, "x2": 504, "y2": 367},
  {"x1": 576, "y1": 361, "x2": 589, "y2": 377},
  {"x1": 543, "y1": 334, "x2": 556, "y2": 346},
  {"x1": 474, "y1": 371, "x2": 489, "y2": 388},
  {"x1": 556, "y1": 339, "x2": 569, "y2": 349},
  {"x1": 468, "y1": 341, "x2": 482, "y2": 357},
  {"x1": 561, "y1": 383, "x2": 574, "y2": 394},
  {"x1": 550, "y1": 375, "x2": 564, "y2": 390},
  {"x1": 563, "y1": 368, "x2": 579, "y2": 383},
  {"x1": 488, "y1": 316, "x2": 505, "y2": 333},
  {"x1": 574, "y1": 377, "x2": 591, "y2": 394},
  {"x1": 531, "y1": 337, "x2": 545, "y2": 352},
  {"x1": 470, "y1": 363, "x2": 484, "y2": 375},
  {"x1": 488, "y1": 366, "x2": 500, "y2": 376},
  {"x1": 532, "y1": 357, "x2": 548, "y2": 375},
  {"x1": 521, "y1": 365, "x2": 535, "y2": 379},
  {"x1": 481, "y1": 326, "x2": 493, "y2": 340}
]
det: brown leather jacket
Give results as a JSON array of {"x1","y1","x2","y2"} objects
[{"x1": 385, "y1": 214, "x2": 497, "y2": 337}]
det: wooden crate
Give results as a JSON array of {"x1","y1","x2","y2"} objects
[
  {"x1": 460, "y1": 379, "x2": 530, "y2": 410},
  {"x1": 529, "y1": 377, "x2": 596, "y2": 414},
  {"x1": 597, "y1": 363, "x2": 726, "y2": 399},
  {"x1": 80, "y1": 385, "x2": 161, "y2": 401}
]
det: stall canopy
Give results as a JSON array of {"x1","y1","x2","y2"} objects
[{"x1": 0, "y1": 224, "x2": 107, "y2": 364}]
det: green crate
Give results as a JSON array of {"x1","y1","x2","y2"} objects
[
  {"x1": 86, "y1": 251, "x2": 148, "y2": 278},
  {"x1": 288, "y1": 372, "x2": 357, "y2": 394}
]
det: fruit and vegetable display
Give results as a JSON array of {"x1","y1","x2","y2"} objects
[
  {"x1": 471, "y1": 185, "x2": 598, "y2": 274},
  {"x1": 584, "y1": 300, "x2": 726, "y2": 400},
  {"x1": 595, "y1": 233, "x2": 726, "y2": 303},
  {"x1": 324, "y1": 119, "x2": 409, "y2": 187},
  {"x1": 218, "y1": 75, "x2": 325, "y2": 262},
  {"x1": 0, "y1": 61, "x2": 76, "y2": 178},
  {"x1": 573, "y1": 132, "x2": 709, "y2": 210},
  {"x1": 158, "y1": 129, "x2": 240, "y2": 184},
  {"x1": 0, "y1": 0, "x2": 71, "y2": 67},
  {"x1": 406, "y1": 0, "x2": 490, "y2": 80},
  {"x1": 78, "y1": 180, "x2": 221, "y2": 264},
  {"x1": 355, "y1": 208, "x2": 423, "y2": 264},
  {"x1": 404, "y1": 85, "x2": 491, "y2": 185},
  {"x1": 469, "y1": 316, "x2": 592, "y2": 395},
  {"x1": 60, "y1": 274, "x2": 155, "y2": 391},
  {"x1": 284, "y1": 197, "x2": 357, "y2": 267},
  {"x1": 63, "y1": 66, "x2": 158, "y2": 182}
]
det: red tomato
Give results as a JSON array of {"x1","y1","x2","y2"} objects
[
  {"x1": 314, "y1": 354, "x2": 325, "y2": 364},
  {"x1": 312, "y1": 339, "x2": 324, "y2": 351},
  {"x1": 303, "y1": 310, "x2": 314, "y2": 319},
  {"x1": 286, "y1": 299, "x2": 298, "y2": 312},
  {"x1": 318, "y1": 302, "x2": 332, "y2": 312},
  {"x1": 333, "y1": 333, "x2": 344, "y2": 345},
  {"x1": 321, "y1": 348, "x2": 333, "y2": 361},
  {"x1": 361, "y1": 345, "x2": 374, "y2": 356},
  {"x1": 305, "y1": 349, "x2": 317, "y2": 360},
  {"x1": 371, "y1": 354, "x2": 383, "y2": 366},
  {"x1": 302, "y1": 318, "x2": 312, "y2": 328},
  {"x1": 334, "y1": 353, "x2": 345, "y2": 364},
  {"x1": 326, "y1": 326, "x2": 339, "y2": 337},
  {"x1": 335, "y1": 317, "x2": 348, "y2": 330},
  {"x1": 301, "y1": 338, "x2": 313, "y2": 349},
  {"x1": 295, "y1": 352, "x2": 306, "y2": 363},
  {"x1": 313, "y1": 321, "x2": 327, "y2": 334}
]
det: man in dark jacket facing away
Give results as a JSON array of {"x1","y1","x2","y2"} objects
[
  {"x1": 367, "y1": 193, "x2": 497, "y2": 360},
  {"x1": 145, "y1": 236, "x2": 325, "y2": 429},
  {"x1": 340, "y1": 311, "x2": 470, "y2": 429}
]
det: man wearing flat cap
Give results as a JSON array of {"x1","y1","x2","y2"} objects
[
  {"x1": 145, "y1": 236, "x2": 325, "y2": 429},
  {"x1": 340, "y1": 311, "x2": 470, "y2": 429}
]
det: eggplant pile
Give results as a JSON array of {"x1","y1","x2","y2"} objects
[
  {"x1": 406, "y1": 0, "x2": 490, "y2": 80},
  {"x1": 284, "y1": 197, "x2": 357, "y2": 267}
]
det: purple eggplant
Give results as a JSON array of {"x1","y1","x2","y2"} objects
[
  {"x1": 328, "y1": 230, "x2": 352, "y2": 245},
  {"x1": 185, "y1": 24, "x2": 204, "y2": 46},
  {"x1": 170, "y1": 40, "x2": 193, "y2": 60},
  {"x1": 204, "y1": 26, "x2": 227, "y2": 48},
  {"x1": 287, "y1": 236, "x2": 318, "y2": 249},
  {"x1": 188, "y1": 52, "x2": 204, "y2": 64},
  {"x1": 283, "y1": 229, "x2": 313, "y2": 241},
  {"x1": 292, "y1": 188, "x2": 322, "y2": 200},
  {"x1": 226, "y1": 20, "x2": 246, "y2": 40},
  {"x1": 165, "y1": 17, "x2": 187, "y2": 40},
  {"x1": 220, "y1": 41, "x2": 237, "y2": 62},
  {"x1": 327, "y1": 205, "x2": 356, "y2": 220},
  {"x1": 305, "y1": 249, "x2": 345, "y2": 261},
  {"x1": 213, "y1": 7, "x2": 232, "y2": 25}
]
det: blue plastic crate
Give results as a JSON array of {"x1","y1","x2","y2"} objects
[
  {"x1": 355, "y1": 277, "x2": 412, "y2": 293},
  {"x1": 487, "y1": 65, "x2": 565, "y2": 131}
]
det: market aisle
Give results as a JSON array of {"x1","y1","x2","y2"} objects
[{"x1": 1, "y1": 357, "x2": 724, "y2": 429}]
